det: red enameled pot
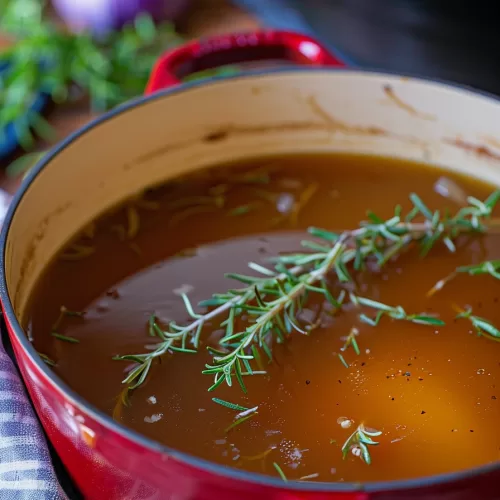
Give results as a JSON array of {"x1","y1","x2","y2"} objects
[{"x1": 2, "y1": 30, "x2": 500, "y2": 500}]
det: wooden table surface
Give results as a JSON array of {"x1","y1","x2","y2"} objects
[{"x1": 0, "y1": 0, "x2": 258, "y2": 193}]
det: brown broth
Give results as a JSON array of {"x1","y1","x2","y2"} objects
[{"x1": 26, "y1": 154, "x2": 500, "y2": 483}]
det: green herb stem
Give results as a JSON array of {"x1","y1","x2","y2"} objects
[
  {"x1": 342, "y1": 423, "x2": 382, "y2": 465},
  {"x1": 273, "y1": 462, "x2": 288, "y2": 482},
  {"x1": 429, "y1": 259, "x2": 500, "y2": 296},
  {"x1": 115, "y1": 191, "x2": 500, "y2": 394},
  {"x1": 455, "y1": 307, "x2": 500, "y2": 342}
]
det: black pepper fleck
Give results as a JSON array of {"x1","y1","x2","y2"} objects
[
  {"x1": 203, "y1": 130, "x2": 229, "y2": 142},
  {"x1": 361, "y1": 362, "x2": 366, "y2": 367},
  {"x1": 305, "y1": 380, "x2": 310, "y2": 385},
  {"x1": 492, "y1": 396, "x2": 497, "y2": 400},
  {"x1": 391, "y1": 397, "x2": 395, "y2": 401},
  {"x1": 421, "y1": 410, "x2": 426, "y2": 415},
  {"x1": 404, "y1": 372, "x2": 411, "y2": 376},
  {"x1": 470, "y1": 429, "x2": 474, "y2": 432}
]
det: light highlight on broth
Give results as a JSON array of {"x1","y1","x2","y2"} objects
[{"x1": 27, "y1": 154, "x2": 500, "y2": 483}]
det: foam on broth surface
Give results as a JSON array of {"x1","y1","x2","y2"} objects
[{"x1": 27, "y1": 154, "x2": 500, "y2": 483}]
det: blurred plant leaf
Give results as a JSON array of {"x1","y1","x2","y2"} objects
[
  {"x1": 1, "y1": 1, "x2": 238, "y2": 175},
  {"x1": 0, "y1": 2, "x2": 183, "y2": 152},
  {"x1": 6, "y1": 150, "x2": 46, "y2": 178}
]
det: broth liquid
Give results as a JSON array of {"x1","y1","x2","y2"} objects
[{"x1": 28, "y1": 154, "x2": 500, "y2": 483}]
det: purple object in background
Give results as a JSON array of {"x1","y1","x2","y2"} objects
[{"x1": 52, "y1": 0, "x2": 191, "y2": 33}]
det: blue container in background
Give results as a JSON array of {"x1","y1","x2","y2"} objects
[{"x1": 0, "y1": 60, "x2": 51, "y2": 161}]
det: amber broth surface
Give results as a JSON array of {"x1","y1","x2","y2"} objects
[{"x1": 27, "y1": 154, "x2": 500, "y2": 483}]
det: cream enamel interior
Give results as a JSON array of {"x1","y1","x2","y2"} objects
[{"x1": 5, "y1": 70, "x2": 500, "y2": 320}]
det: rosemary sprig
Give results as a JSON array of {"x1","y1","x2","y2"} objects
[
  {"x1": 50, "y1": 306, "x2": 85, "y2": 344},
  {"x1": 112, "y1": 309, "x2": 199, "y2": 390},
  {"x1": 342, "y1": 327, "x2": 360, "y2": 355},
  {"x1": 428, "y1": 259, "x2": 500, "y2": 296},
  {"x1": 342, "y1": 423, "x2": 382, "y2": 465},
  {"x1": 115, "y1": 191, "x2": 500, "y2": 394},
  {"x1": 51, "y1": 305, "x2": 85, "y2": 332},
  {"x1": 455, "y1": 307, "x2": 500, "y2": 342},
  {"x1": 351, "y1": 295, "x2": 445, "y2": 327}
]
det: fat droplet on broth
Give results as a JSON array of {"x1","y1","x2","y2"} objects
[
  {"x1": 144, "y1": 413, "x2": 163, "y2": 424},
  {"x1": 351, "y1": 446, "x2": 362, "y2": 458},
  {"x1": 337, "y1": 417, "x2": 353, "y2": 429},
  {"x1": 276, "y1": 193, "x2": 295, "y2": 214},
  {"x1": 173, "y1": 284, "x2": 194, "y2": 296}
]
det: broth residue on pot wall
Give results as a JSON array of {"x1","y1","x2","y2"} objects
[{"x1": 26, "y1": 153, "x2": 500, "y2": 483}]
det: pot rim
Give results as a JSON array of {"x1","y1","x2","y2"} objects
[{"x1": 2, "y1": 66, "x2": 500, "y2": 494}]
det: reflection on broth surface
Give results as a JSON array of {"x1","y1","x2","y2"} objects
[{"x1": 27, "y1": 154, "x2": 500, "y2": 483}]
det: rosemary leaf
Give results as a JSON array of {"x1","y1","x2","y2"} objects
[
  {"x1": 455, "y1": 307, "x2": 500, "y2": 341},
  {"x1": 341, "y1": 423, "x2": 381, "y2": 465},
  {"x1": 273, "y1": 462, "x2": 288, "y2": 482},
  {"x1": 224, "y1": 412, "x2": 257, "y2": 433},
  {"x1": 338, "y1": 353, "x2": 350, "y2": 368},
  {"x1": 211, "y1": 398, "x2": 249, "y2": 412},
  {"x1": 51, "y1": 332, "x2": 80, "y2": 344},
  {"x1": 38, "y1": 352, "x2": 56, "y2": 366}
]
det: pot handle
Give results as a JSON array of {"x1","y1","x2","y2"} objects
[{"x1": 145, "y1": 30, "x2": 347, "y2": 94}]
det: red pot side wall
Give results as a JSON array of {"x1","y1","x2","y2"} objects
[{"x1": 6, "y1": 319, "x2": 369, "y2": 500}]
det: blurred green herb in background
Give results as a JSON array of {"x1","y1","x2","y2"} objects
[
  {"x1": 1, "y1": 0, "x2": 237, "y2": 178},
  {"x1": 0, "y1": 0, "x2": 183, "y2": 151}
]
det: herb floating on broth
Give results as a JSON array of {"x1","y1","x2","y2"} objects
[
  {"x1": 273, "y1": 462, "x2": 288, "y2": 482},
  {"x1": 50, "y1": 306, "x2": 85, "y2": 344},
  {"x1": 454, "y1": 307, "x2": 500, "y2": 342},
  {"x1": 341, "y1": 424, "x2": 382, "y2": 465},
  {"x1": 27, "y1": 154, "x2": 500, "y2": 482},
  {"x1": 428, "y1": 259, "x2": 500, "y2": 297},
  {"x1": 115, "y1": 191, "x2": 497, "y2": 394}
]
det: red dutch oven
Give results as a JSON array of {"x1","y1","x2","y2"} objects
[{"x1": 2, "y1": 30, "x2": 500, "y2": 500}]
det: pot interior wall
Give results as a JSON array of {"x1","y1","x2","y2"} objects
[{"x1": 5, "y1": 70, "x2": 500, "y2": 321}]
